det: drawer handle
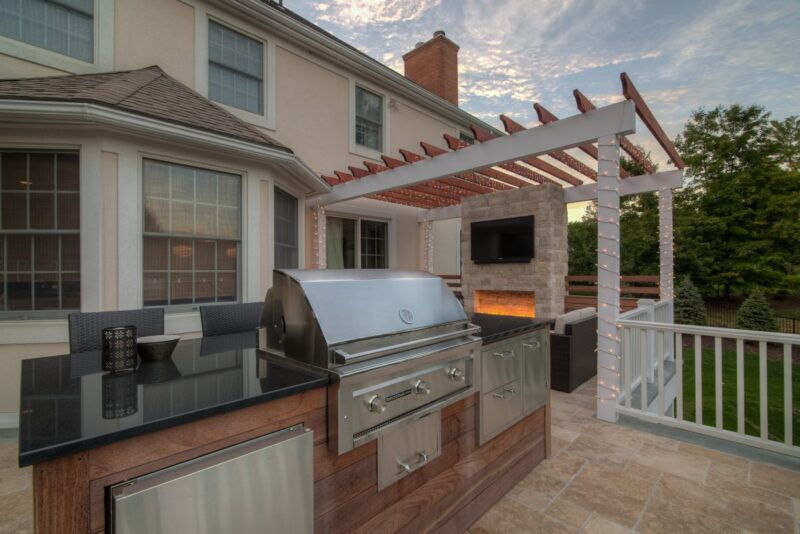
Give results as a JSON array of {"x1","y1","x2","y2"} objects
[
  {"x1": 492, "y1": 349, "x2": 515, "y2": 359},
  {"x1": 522, "y1": 341, "x2": 541, "y2": 349},
  {"x1": 398, "y1": 451, "x2": 429, "y2": 473},
  {"x1": 492, "y1": 387, "x2": 517, "y2": 400}
]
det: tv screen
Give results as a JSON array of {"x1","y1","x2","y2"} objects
[{"x1": 470, "y1": 216, "x2": 534, "y2": 264}]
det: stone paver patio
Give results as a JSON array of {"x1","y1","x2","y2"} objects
[
  {"x1": 470, "y1": 378, "x2": 800, "y2": 534},
  {"x1": 1, "y1": 377, "x2": 798, "y2": 533}
]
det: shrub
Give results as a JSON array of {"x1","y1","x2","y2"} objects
[
  {"x1": 735, "y1": 290, "x2": 778, "y2": 332},
  {"x1": 674, "y1": 276, "x2": 707, "y2": 325}
]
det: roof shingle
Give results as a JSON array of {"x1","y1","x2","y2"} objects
[{"x1": 0, "y1": 66, "x2": 290, "y2": 153}]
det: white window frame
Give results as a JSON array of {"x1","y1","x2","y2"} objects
[
  {"x1": 0, "y1": 0, "x2": 114, "y2": 74},
  {"x1": 272, "y1": 185, "x2": 300, "y2": 270},
  {"x1": 139, "y1": 156, "x2": 245, "y2": 311},
  {"x1": 0, "y1": 149, "x2": 82, "y2": 319},
  {"x1": 325, "y1": 212, "x2": 390, "y2": 269},
  {"x1": 349, "y1": 79, "x2": 390, "y2": 161},
  {"x1": 194, "y1": 8, "x2": 276, "y2": 130}
]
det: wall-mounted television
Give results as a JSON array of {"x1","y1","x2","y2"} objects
[{"x1": 470, "y1": 215, "x2": 534, "y2": 264}]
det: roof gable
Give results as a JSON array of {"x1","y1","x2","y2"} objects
[{"x1": 0, "y1": 66, "x2": 289, "y2": 152}]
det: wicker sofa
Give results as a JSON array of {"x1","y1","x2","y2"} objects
[{"x1": 550, "y1": 307, "x2": 598, "y2": 393}]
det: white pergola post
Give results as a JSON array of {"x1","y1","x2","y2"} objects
[
  {"x1": 659, "y1": 188, "x2": 674, "y2": 301},
  {"x1": 312, "y1": 206, "x2": 327, "y2": 268},
  {"x1": 596, "y1": 135, "x2": 622, "y2": 422},
  {"x1": 422, "y1": 221, "x2": 434, "y2": 273}
]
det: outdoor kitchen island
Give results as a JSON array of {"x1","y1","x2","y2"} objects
[{"x1": 20, "y1": 298, "x2": 550, "y2": 532}]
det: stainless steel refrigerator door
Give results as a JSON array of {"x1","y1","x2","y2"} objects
[{"x1": 109, "y1": 425, "x2": 313, "y2": 534}]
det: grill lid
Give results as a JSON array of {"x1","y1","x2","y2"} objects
[{"x1": 274, "y1": 269, "x2": 467, "y2": 347}]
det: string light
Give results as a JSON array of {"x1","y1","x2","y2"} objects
[{"x1": 312, "y1": 206, "x2": 327, "y2": 268}]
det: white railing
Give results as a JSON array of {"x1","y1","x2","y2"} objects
[
  {"x1": 618, "y1": 299, "x2": 674, "y2": 396},
  {"x1": 617, "y1": 299, "x2": 800, "y2": 458}
]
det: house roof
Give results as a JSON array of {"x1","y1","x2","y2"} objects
[{"x1": 0, "y1": 65, "x2": 291, "y2": 153}]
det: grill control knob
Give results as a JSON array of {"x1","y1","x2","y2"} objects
[
  {"x1": 413, "y1": 380, "x2": 431, "y2": 395},
  {"x1": 367, "y1": 395, "x2": 386, "y2": 413},
  {"x1": 447, "y1": 368, "x2": 465, "y2": 383}
]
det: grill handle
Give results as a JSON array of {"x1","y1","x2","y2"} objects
[
  {"x1": 333, "y1": 324, "x2": 481, "y2": 365},
  {"x1": 397, "y1": 451, "x2": 429, "y2": 474}
]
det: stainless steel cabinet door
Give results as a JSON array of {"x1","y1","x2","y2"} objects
[
  {"x1": 522, "y1": 329, "x2": 548, "y2": 414},
  {"x1": 110, "y1": 426, "x2": 313, "y2": 534}
]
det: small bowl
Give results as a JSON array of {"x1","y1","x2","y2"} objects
[{"x1": 136, "y1": 335, "x2": 181, "y2": 361}]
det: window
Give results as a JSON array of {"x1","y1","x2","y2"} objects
[
  {"x1": 326, "y1": 216, "x2": 387, "y2": 269},
  {"x1": 0, "y1": 151, "x2": 80, "y2": 312},
  {"x1": 208, "y1": 20, "x2": 263, "y2": 114},
  {"x1": 142, "y1": 160, "x2": 241, "y2": 307},
  {"x1": 0, "y1": 0, "x2": 94, "y2": 62},
  {"x1": 355, "y1": 86, "x2": 383, "y2": 151},
  {"x1": 273, "y1": 187, "x2": 298, "y2": 269}
]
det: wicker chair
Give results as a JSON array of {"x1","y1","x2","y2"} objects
[
  {"x1": 199, "y1": 302, "x2": 263, "y2": 337},
  {"x1": 68, "y1": 308, "x2": 165, "y2": 353}
]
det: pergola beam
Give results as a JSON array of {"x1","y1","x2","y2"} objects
[
  {"x1": 308, "y1": 100, "x2": 636, "y2": 206},
  {"x1": 563, "y1": 170, "x2": 683, "y2": 203},
  {"x1": 621, "y1": 72, "x2": 685, "y2": 169},
  {"x1": 420, "y1": 141, "x2": 533, "y2": 188},
  {"x1": 534, "y1": 103, "x2": 631, "y2": 178},
  {"x1": 403, "y1": 147, "x2": 512, "y2": 191},
  {"x1": 466, "y1": 126, "x2": 580, "y2": 186},
  {"x1": 573, "y1": 89, "x2": 656, "y2": 174},
  {"x1": 499, "y1": 115, "x2": 598, "y2": 181}
]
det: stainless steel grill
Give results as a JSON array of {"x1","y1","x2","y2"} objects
[{"x1": 260, "y1": 269, "x2": 480, "y2": 455}]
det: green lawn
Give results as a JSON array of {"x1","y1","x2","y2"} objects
[{"x1": 681, "y1": 346, "x2": 800, "y2": 446}]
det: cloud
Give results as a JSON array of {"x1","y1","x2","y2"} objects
[{"x1": 312, "y1": 0, "x2": 442, "y2": 26}]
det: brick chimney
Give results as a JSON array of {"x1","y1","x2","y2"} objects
[{"x1": 402, "y1": 30, "x2": 459, "y2": 105}]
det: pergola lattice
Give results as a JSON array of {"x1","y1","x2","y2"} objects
[{"x1": 307, "y1": 73, "x2": 685, "y2": 422}]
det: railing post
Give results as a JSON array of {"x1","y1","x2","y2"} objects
[
  {"x1": 638, "y1": 299, "x2": 656, "y2": 382},
  {"x1": 596, "y1": 135, "x2": 621, "y2": 422}
]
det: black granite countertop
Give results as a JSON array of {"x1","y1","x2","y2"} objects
[
  {"x1": 468, "y1": 313, "x2": 553, "y2": 345},
  {"x1": 18, "y1": 332, "x2": 329, "y2": 467}
]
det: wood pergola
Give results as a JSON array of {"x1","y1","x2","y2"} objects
[{"x1": 307, "y1": 73, "x2": 684, "y2": 422}]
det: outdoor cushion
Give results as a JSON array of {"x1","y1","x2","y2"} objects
[{"x1": 553, "y1": 310, "x2": 583, "y2": 334}]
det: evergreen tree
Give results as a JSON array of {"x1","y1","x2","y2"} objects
[
  {"x1": 735, "y1": 290, "x2": 778, "y2": 332},
  {"x1": 674, "y1": 276, "x2": 707, "y2": 325}
]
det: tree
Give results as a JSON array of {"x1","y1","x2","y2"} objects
[
  {"x1": 735, "y1": 290, "x2": 777, "y2": 332},
  {"x1": 675, "y1": 105, "x2": 800, "y2": 297},
  {"x1": 567, "y1": 156, "x2": 661, "y2": 276},
  {"x1": 674, "y1": 276, "x2": 707, "y2": 325},
  {"x1": 769, "y1": 115, "x2": 800, "y2": 172}
]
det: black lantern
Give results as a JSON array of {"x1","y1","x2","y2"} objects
[{"x1": 102, "y1": 325, "x2": 137, "y2": 372}]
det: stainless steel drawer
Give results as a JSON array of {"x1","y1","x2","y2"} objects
[
  {"x1": 378, "y1": 410, "x2": 441, "y2": 490},
  {"x1": 480, "y1": 379, "x2": 523, "y2": 444},
  {"x1": 108, "y1": 425, "x2": 313, "y2": 534},
  {"x1": 481, "y1": 339, "x2": 522, "y2": 393},
  {"x1": 522, "y1": 330, "x2": 548, "y2": 414}
]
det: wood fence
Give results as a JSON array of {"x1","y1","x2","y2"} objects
[{"x1": 564, "y1": 275, "x2": 660, "y2": 312}]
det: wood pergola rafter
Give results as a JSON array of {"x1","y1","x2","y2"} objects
[
  {"x1": 499, "y1": 115, "x2": 598, "y2": 181},
  {"x1": 573, "y1": 89, "x2": 656, "y2": 174},
  {"x1": 467, "y1": 125, "x2": 584, "y2": 186},
  {"x1": 533, "y1": 102, "x2": 632, "y2": 178}
]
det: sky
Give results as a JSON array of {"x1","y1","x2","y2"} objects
[{"x1": 286, "y1": 0, "x2": 800, "y2": 218}]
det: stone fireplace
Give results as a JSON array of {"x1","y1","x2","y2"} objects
[{"x1": 461, "y1": 183, "x2": 567, "y2": 319}]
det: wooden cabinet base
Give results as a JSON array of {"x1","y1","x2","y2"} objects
[{"x1": 31, "y1": 388, "x2": 548, "y2": 534}]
